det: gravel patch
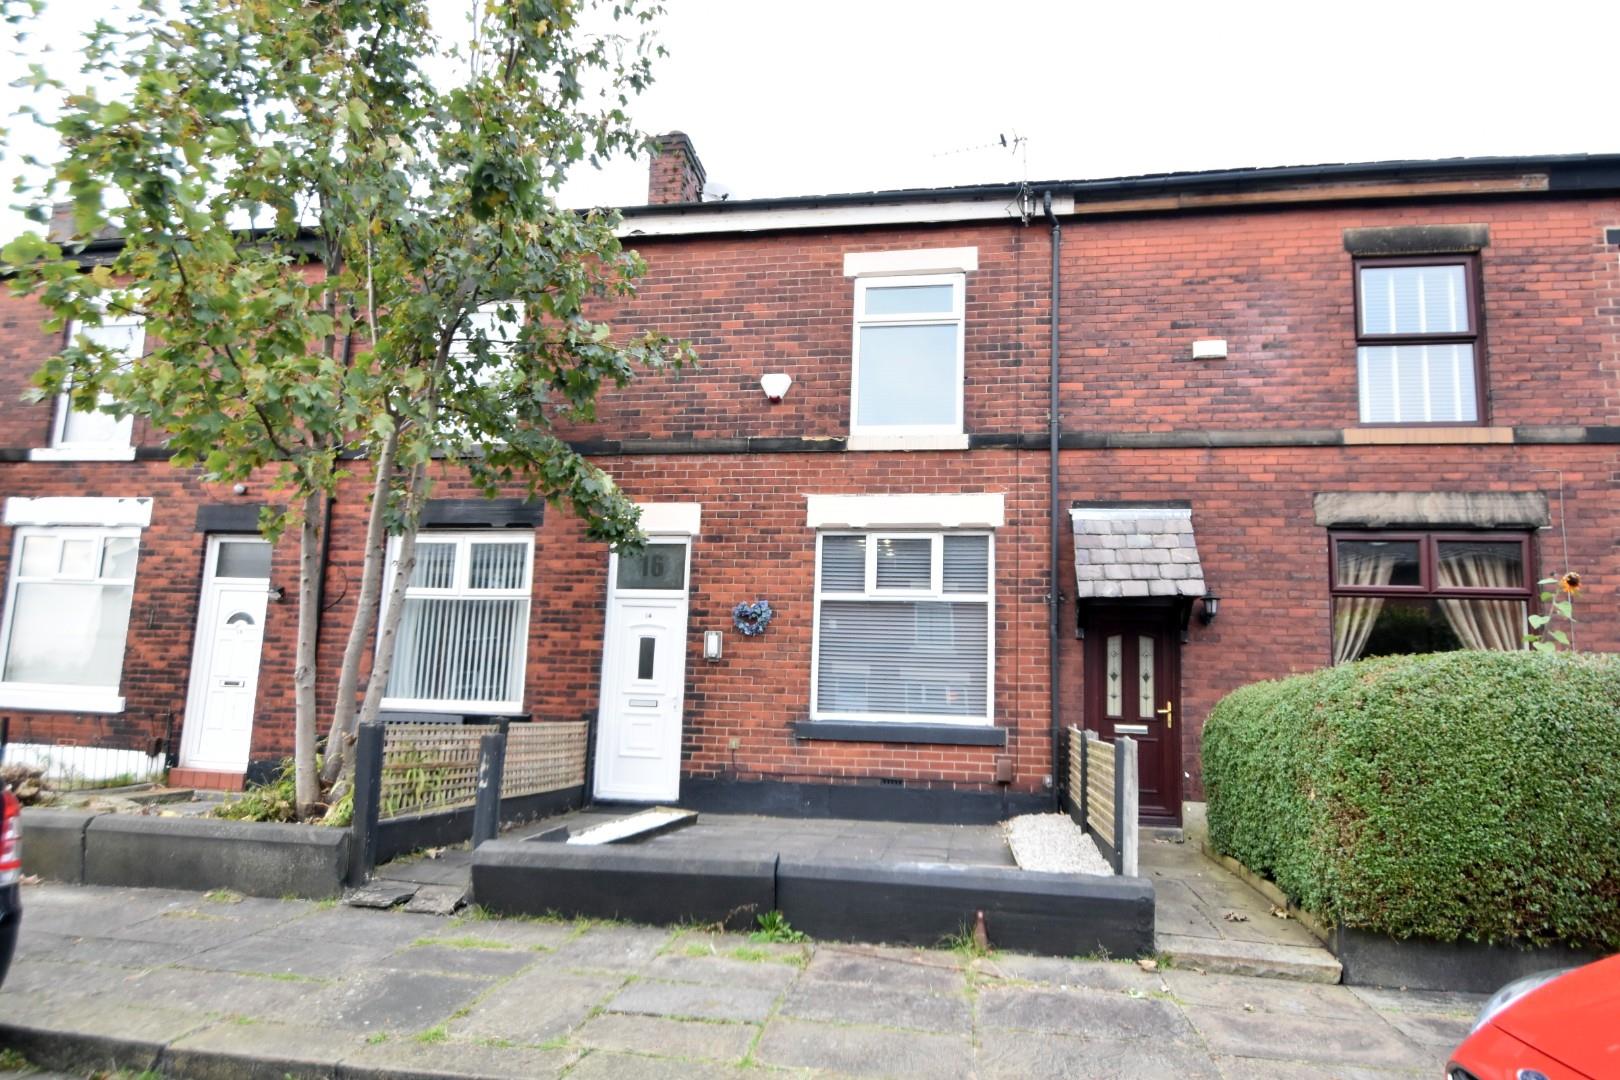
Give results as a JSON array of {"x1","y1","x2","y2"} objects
[{"x1": 1004, "y1": 814, "x2": 1113, "y2": 876}]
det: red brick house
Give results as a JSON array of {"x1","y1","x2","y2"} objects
[{"x1": 2, "y1": 138, "x2": 1617, "y2": 826}]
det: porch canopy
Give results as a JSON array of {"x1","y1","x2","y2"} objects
[{"x1": 1070, "y1": 506, "x2": 1207, "y2": 600}]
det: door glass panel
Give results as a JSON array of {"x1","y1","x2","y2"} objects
[
  {"x1": 617, "y1": 544, "x2": 687, "y2": 590},
  {"x1": 637, "y1": 636, "x2": 656, "y2": 680},
  {"x1": 214, "y1": 541, "x2": 270, "y2": 580},
  {"x1": 1138, "y1": 636, "x2": 1155, "y2": 719},
  {"x1": 225, "y1": 610, "x2": 256, "y2": 627},
  {"x1": 1105, "y1": 634, "x2": 1122, "y2": 717},
  {"x1": 1335, "y1": 539, "x2": 1421, "y2": 588}
]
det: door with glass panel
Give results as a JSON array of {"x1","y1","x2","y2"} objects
[
  {"x1": 1083, "y1": 608, "x2": 1182, "y2": 825},
  {"x1": 593, "y1": 540, "x2": 691, "y2": 802},
  {"x1": 182, "y1": 538, "x2": 271, "y2": 771}
]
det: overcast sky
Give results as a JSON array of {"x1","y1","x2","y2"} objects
[{"x1": 4, "y1": 0, "x2": 1615, "y2": 239}]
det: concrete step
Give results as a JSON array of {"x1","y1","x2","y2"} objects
[{"x1": 1156, "y1": 932, "x2": 1343, "y2": 984}]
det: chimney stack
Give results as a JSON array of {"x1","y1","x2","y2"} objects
[{"x1": 647, "y1": 131, "x2": 706, "y2": 205}]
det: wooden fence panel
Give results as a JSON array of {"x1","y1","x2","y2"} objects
[
  {"x1": 502, "y1": 722, "x2": 588, "y2": 799},
  {"x1": 378, "y1": 724, "x2": 485, "y2": 820}
]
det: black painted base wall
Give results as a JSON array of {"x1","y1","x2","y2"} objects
[
  {"x1": 376, "y1": 785, "x2": 584, "y2": 864},
  {"x1": 1332, "y1": 926, "x2": 1602, "y2": 993},
  {"x1": 679, "y1": 778, "x2": 1050, "y2": 825}
]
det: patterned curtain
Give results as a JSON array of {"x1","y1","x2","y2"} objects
[{"x1": 1332, "y1": 548, "x2": 1400, "y2": 665}]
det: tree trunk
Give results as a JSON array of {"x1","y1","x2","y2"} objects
[
  {"x1": 355, "y1": 461, "x2": 427, "y2": 730},
  {"x1": 293, "y1": 489, "x2": 323, "y2": 818},
  {"x1": 320, "y1": 430, "x2": 398, "y2": 786}
]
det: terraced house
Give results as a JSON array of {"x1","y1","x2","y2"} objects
[{"x1": 2, "y1": 139, "x2": 1617, "y2": 827}]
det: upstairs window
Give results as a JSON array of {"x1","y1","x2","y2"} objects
[
  {"x1": 851, "y1": 274, "x2": 964, "y2": 437},
  {"x1": 50, "y1": 315, "x2": 144, "y2": 454},
  {"x1": 1355, "y1": 258, "x2": 1481, "y2": 424},
  {"x1": 1330, "y1": 531, "x2": 1530, "y2": 663},
  {"x1": 813, "y1": 531, "x2": 992, "y2": 724}
]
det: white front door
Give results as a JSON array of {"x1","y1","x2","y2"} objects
[
  {"x1": 593, "y1": 540, "x2": 691, "y2": 801},
  {"x1": 181, "y1": 538, "x2": 271, "y2": 771}
]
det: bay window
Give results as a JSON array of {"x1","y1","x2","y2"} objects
[
  {"x1": 1330, "y1": 531, "x2": 1530, "y2": 663},
  {"x1": 0, "y1": 526, "x2": 140, "y2": 711},
  {"x1": 382, "y1": 531, "x2": 533, "y2": 713},
  {"x1": 812, "y1": 531, "x2": 992, "y2": 723}
]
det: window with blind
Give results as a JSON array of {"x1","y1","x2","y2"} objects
[
  {"x1": 382, "y1": 531, "x2": 533, "y2": 713},
  {"x1": 812, "y1": 531, "x2": 993, "y2": 724},
  {"x1": 851, "y1": 274, "x2": 965, "y2": 436},
  {"x1": 1355, "y1": 257, "x2": 1482, "y2": 424},
  {"x1": 0, "y1": 527, "x2": 140, "y2": 706}
]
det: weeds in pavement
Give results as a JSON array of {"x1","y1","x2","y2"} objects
[{"x1": 749, "y1": 911, "x2": 807, "y2": 944}]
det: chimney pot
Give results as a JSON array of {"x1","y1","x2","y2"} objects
[{"x1": 647, "y1": 131, "x2": 706, "y2": 205}]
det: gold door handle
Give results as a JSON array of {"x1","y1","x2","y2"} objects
[{"x1": 1156, "y1": 701, "x2": 1173, "y2": 729}]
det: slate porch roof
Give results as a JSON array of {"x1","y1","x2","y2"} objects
[{"x1": 1070, "y1": 507, "x2": 1207, "y2": 600}]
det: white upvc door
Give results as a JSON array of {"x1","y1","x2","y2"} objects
[
  {"x1": 180, "y1": 538, "x2": 270, "y2": 771},
  {"x1": 592, "y1": 538, "x2": 691, "y2": 802}
]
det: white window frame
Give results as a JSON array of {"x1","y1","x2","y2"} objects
[
  {"x1": 29, "y1": 316, "x2": 143, "y2": 461},
  {"x1": 0, "y1": 525, "x2": 142, "y2": 713},
  {"x1": 810, "y1": 529, "x2": 994, "y2": 726},
  {"x1": 378, "y1": 530, "x2": 534, "y2": 715},
  {"x1": 849, "y1": 272, "x2": 966, "y2": 442}
]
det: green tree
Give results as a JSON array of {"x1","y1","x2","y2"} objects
[{"x1": 4, "y1": 0, "x2": 691, "y2": 817}]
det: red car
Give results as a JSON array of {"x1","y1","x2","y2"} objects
[
  {"x1": 0, "y1": 787, "x2": 19, "y2": 987},
  {"x1": 1448, "y1": 954, "x2": 1620, "y2": 1079}
]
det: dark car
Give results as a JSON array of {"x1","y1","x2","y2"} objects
[
  {"x1": 0, "y1": 787, "x2": 20, "y2": 987},
  {"x1": 1447, "y1": 954, "x2": 1620, "y2": 1079}
]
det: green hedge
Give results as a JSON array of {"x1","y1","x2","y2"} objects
[{"x1": 1204, "y1": 651, "x2": 1620, "y2": 948}]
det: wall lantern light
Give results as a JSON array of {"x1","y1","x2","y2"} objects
[
  {"x1": 703, "y1": 630, "x2": 724, "y2": 662},
  {"x1": 1199, "y1": 594, "x2": 1220, "y2": 625},
  {"x1": 759, "y1": 373, "x2": 792, "y2": 402}
]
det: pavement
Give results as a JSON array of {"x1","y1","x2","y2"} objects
[{"x1": 0, "y1": 880, "x2": 1477, "y2": 1078}]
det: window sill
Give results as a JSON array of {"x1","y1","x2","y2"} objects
[
  {"x1": 0, "y1": 686, "x2": 125, "y2": 714},
  {"x1": 1344, "y1": 426, "x2": 1511, "y2": 446},
  {"x1": 845, "y1": 433, "x2": 970, "y2": 452},
  {"x1": 27, "y1": 446, "x2": 138, "y2": 462},
  {"x1": 793, "y1": 720, "x2": 1005, "y2": 746}
]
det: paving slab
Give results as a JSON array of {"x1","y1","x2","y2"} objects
[
  {"x1": 546, "y1": 924, "x2": 674, "y2": 971},
  {"x1": 799, "y1": 944, "x2": 965, "y2": 993},
  {"x1": 573, "y1": 1012, "x2": 758, "y2": 1063},
  {"x1": 1380, "y1": 1010, "x2": 1474, "y2": 1049},
  {"x1": 447, "y1": 969, "x2": 623, "y2": 1044},
  {"x1": 1182, "y1": 1004, "x2": 1430, "y2": 1070},
  {"x1": 285, "y1": 904, "x2": 446, "y2": 947},
  {"x1": 975, "y1": 1029, "x2": 1222, "y2": 1079},
  {"x1": 425, "y1": 916, "x2": 577, "y2": 950},
  {"x1": 0, "y1": 998, "x2": 210, "y2": 1077},
  {"x1": 404, "y1": 883, "x2": 468, "y2": 916},
  {"x1": 1347, "y1": 985, "x2": 1488, "y2": 1018},
  {"x1": 606, "y1": 978, "x2": 779, "y2": 1023},
  {"x1": 179, "y1": 931, "x2": 389, "y2": 978},
  {"x1": 1157, "y1": 931, "x2": 1344, "y2": 983},
  {"x1": 0, "y1": 957, "x2": 133, "y2": 1003},
  {"x1": 347, "y1": 882, "x2": 418, "y2": 909},
  {"x1": 314, "y1": 967, "x2": 498, "y2": 1035},
  {"x1": 381, "y1": 941, "x2": 541, "y2": 979},
  {"x1": 160, "y1": 1019, "x2": 364, "y2": 1080},
  {"x1": 54, "y1": 933, "x2": 214, "y2": 969},
  {"x1": 1163, "y1": 969, "x2": 1380, "y2": 1020},
  {"x1": 563, "y1": 1049, "x2": 750, "y2": 1080},
  {"x1": 342, "y1": 1036, "x2": 580, "y2": 1079},
  {"x1": 974, "y1": 954, "x2": 1167, "y2": 993},
  {"x1": 778, "y1": 979, "x2": 971, "y2": 1034},
  {"x1": 755, "y1": 1016, "x2": 972, "y2": 1080},
  {"x1": 643, "y1": 951, "x2": 801, "y2": 992},
  {"x1": 71, "y1": 964, "x2": 329, "y2": 1021},
  {"x1": 977, "y1": 984, "x2": 1198, "y2": 1043},
  {"x1": 1211, "y1": 1055, "x2": 1429, "y2": 1079}
]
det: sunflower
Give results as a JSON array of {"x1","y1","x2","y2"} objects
[{"x1": 1559, "y1": 571, "x2": 1581, "y2": 595}]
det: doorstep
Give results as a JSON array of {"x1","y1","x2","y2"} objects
[{"x1": 167, "y1": 767, "x2": 245, "y2": 792}]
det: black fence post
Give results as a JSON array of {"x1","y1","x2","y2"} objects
[
  {"x1": 471, "y1": 730, "x2": 507, "y2": 849},
  {"x1": 349, "y1": 723, "x2": 385, "y2": 886}
]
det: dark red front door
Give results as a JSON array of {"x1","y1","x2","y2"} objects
[{"x1": 1083, "y1": 608, "x2": 1183, "y2": 825}]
